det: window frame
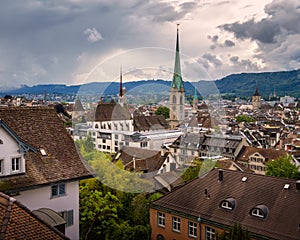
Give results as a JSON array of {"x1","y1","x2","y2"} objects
[
  {"x1": 60, "y1": 210, "x2": 74, "y2": 227},
  {"x1": 0, "y1": 159, "x2": 3, "y2": 175},
  {"x1": 188, "y1": 221, "x2": 197, "y2": 238},
  {"x1": 157, "y1": 212, "x2": 165, "y2": 228},
  {"x1": 51, "y1": 183, "x2": 66, "y2": 198},
  {"x1": 172, "y1": 216, "x2": 181, "y2": 233},
  {"x1": 205, "y1": 226, "x2": 216, "y2": 240},
  {"x1": 11, "y1": 157, "x2": 21, "y2": 172},
  {"x1": 251, "y1": 208, "x2": 265, "y2": 218}
]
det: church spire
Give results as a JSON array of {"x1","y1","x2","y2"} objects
[
  {"x1": 119, "y1": 65, "x2": 123, "y2": 97},
  {"x1": 171, "y1": 24, "x2": 184, "y2": 91}
]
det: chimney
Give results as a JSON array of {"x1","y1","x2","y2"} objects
[
  {"x1": 218, "y1": 169, "x2": 224, "y2": 181},
  {"x1": 296, "y1": 180, "x2": 300, "y2": 191}
]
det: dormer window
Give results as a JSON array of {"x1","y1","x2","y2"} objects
[
  {"x1": 250, "y1": 205, "x2": 268, "y2": 219},
  {"x1": 220, "y1": 198, "x2": 236, "y2": 210},
  {"x1": 0, "y1": 139, "x2": 3, "y2": 144}
]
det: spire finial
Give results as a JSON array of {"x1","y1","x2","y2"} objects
[{"x1": 120, "y1": 65, "x2": 123, "y2": 97}]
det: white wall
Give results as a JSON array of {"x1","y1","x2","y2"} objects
[
  {"x1": 15, "y1": 181, "x2": 80, "y2": 240},
  {"x1": 0, "y1": 127, "x2": 25, "y2": 175}
]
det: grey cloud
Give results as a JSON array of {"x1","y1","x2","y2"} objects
[
  {"x1": 202, "y1": 53, "x2": 223, "y2": 67},
  {"x1": 221, "y1": 18, "x2": 281, "y2": 43},
  {"x1": 219, "y1": 0, "x2": 300, "y2": 44},
  {"x1": 223, "y1": 40, "x2": 235, "y2": 47}
]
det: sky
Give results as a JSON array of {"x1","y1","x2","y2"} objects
[{"x1": 0, "y1": 0, "x2": 299, "y2": 90}]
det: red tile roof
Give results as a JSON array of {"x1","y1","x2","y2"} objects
[
  {"x1": 0, "y1": 107, "x2": 92, "y2": 192},
  {"x1": 0, "y1": 192, "x2": 68, "y2": 239}
]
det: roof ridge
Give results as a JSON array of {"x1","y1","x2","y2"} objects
[{"x1": 0, "y1": 195, "x2": 15, "y2": 238}]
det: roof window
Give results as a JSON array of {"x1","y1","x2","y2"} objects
[
  {"x1": 40, "y1": 149, "x2": 47, "y2": 156},
  {"x1": 250, "y1": 205, "x2": 268, "y2": 219},
  {"x1": 220, "y1": 198, "x2": 236, "y2": 210}
]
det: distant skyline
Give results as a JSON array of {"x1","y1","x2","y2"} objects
[{"x1": 0, "y1": 0, "x2": 299, "y2": 90}]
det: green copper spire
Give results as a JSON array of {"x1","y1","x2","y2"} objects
[
  {"x1": 194, "y1": 86, "x2": 197, "y2": 100},
  {"x1": 171, "y1": 24, "x2": 184, "y2": 91}
]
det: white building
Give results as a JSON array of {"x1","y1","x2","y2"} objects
[{"x1": 0, "y1": 107, "x2": 92, "y2": 240}]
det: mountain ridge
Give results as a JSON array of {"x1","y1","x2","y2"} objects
[{"x1": 1, "y1": 69, "x2": 299, "y2": 98}]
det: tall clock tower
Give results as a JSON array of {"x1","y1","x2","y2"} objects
[{"x1": 169, "y1": 24, "x2": 185, "y2": 129}]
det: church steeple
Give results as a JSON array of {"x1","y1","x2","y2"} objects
[
  {"x1": 171, "y1": 24, "x2": 184, "y2": 91},
  {"x1": 119, "y1": 66, "x2": 123, "y2": 97},
  {"x1": 169, "y1": 24, "x2": 185, "y2": 129}
]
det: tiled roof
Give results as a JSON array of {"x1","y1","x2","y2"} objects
[
  {"x1": 94, "y1": 102, "x2": 131, "y2": 122},
  {"x1": 133, "y1": 115, "x2": 169, "y2": 131},
  {"x1": 0, "y1": 192, "x2": 68, "y2": 239},
  {"x1": 0, "y1": 107, "x2": 92, "y2": 192},
  {"x1": 113, "y1": 146, "x2": 167, "y2": 173},
  {"x1": 151, "y1": 169, "x2": 300, "y2": 240},
  {"x1": 236, "y1": 146, "x2": 287, "y2": 162}
]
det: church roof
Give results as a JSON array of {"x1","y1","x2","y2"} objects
[
  {"x1": 94, "y1": 102, "x2": 131, "y2": 122},
  {"x1": 171, "y1": 25, "x2": 184, "y2": 91}
]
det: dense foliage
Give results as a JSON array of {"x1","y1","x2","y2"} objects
[
  {"x1": 76, "y1": 138, "x2": 162, "y2": 240},
  {"x1": 265, "y1": 154, "x2": 300, "y2": 180},
  {"x1": 155, "y1": 106, "x2": 170, "y2": 119},
  {"x1": 181, "y1": 158, "x2": 217, "y2": 181},
  {"x1": 235, "y1": 115, "x2": 255, "y2": 123},
  {"x1": 217, "y1": 223, "x2": 251, "y2": 240}
]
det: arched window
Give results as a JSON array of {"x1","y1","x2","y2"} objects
[
  {"x1": 250, "y1": 205, "x2": 268, "y2": 219},
  {"x1": 0, "y1": 139, "x2": 3, "y2": 144},
  {"x1": 173, "y1": 95, "x2": 176, "y2": 104},
  {"x1": 220, "y1": 198, "x2": 236, "y2": 210}
]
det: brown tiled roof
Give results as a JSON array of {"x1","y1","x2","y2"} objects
[
  {"x1": 0, "y1": 107, "x2": 92, "y2": 193},
  {"x1": 133, "y1": 115, "x2": 169, "y2": 131},
  {"x1": 94, "y1": 102, "x2": 131, "y2": 122},
  {"x1": 0, "y1": 192, "x2": 68, "y2": 239},
  {"x1": 236, "y1": 146, "x2": 287, "y2": 162},
  {"x1": 114, "y1": 146, "x2": 166, "y2": 173},
  {"x1": 151, "y1": 169, "x2": 300, "y2": 240}
]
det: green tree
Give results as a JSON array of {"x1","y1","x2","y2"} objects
[
  {"x1": 182, "y1": 158, "x2": 216, "y2": 181},
  {"x1": 79, "y1": 178, "x2": 121, "y2": 240},
  {"x1": 155, "y1": 106, "x2": 170, "y2": 119},
  {"x1": 217, "y1": 223, "x2": 250, "y2": 240},
  {"x1": 235, "y1": 115, "x2": 255, "y2": 123},
  {"x1": 265, "y1": 154, "x2": 300, "y2": 180}
]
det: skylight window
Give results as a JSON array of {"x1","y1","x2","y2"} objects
[{"x1": 40, "y1": 149, "x2": 47, "y2": 156}]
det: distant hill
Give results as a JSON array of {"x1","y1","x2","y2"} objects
[{"x1": 2, "y1": 69, "x2": 300, "y2": 98}]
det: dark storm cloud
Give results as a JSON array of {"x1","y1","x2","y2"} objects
[{"x1": 219, "y1": 0, "x2": 300, "y2": 44}]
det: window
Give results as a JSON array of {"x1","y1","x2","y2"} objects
[
  {"x1": 188, "y1": 221, "x2": 197, "y2": 238},
  {"x1": 220, "y1": 198, "x2": 236, "y2": 210},
  {"x1": 205, "y1": 227, "x2": 216, "y2": 240},
  {"x1": 60, "y1": 210, "x2": 74, "y2": 227},
  {"x1": 157, "y1": 212, "x2": 165, "y2": 227},
  {"x1": 0, "y1": 159, "x2": 3, "y2": 174},
  {"x1": 115, "y1": 134, "x2": 119, "y2": 140},
  {"x1": 107, "y1": 146, "x2": 110, "y2": 150},
  {"x1": 172, "y1": 216, "x2": 180, "y2": 232},
  {"x1": 250, "y1": 205, "x2": 268, "y2": 219},
  {"x1": 51, "y1": 183, "x2": 66, "y2": 198},
  {"x1": 173, "y1": 95, "x2": 176, "y2": 104},
  {"x1": 140, "y1": 142, "x2": 148, "y2": 148},
  {"x1": 12, "y1": 157, "x2": 20, "y2": 172},
  {"x1": 102, "y1": 139, "x2": 106, "y2": 144}
]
